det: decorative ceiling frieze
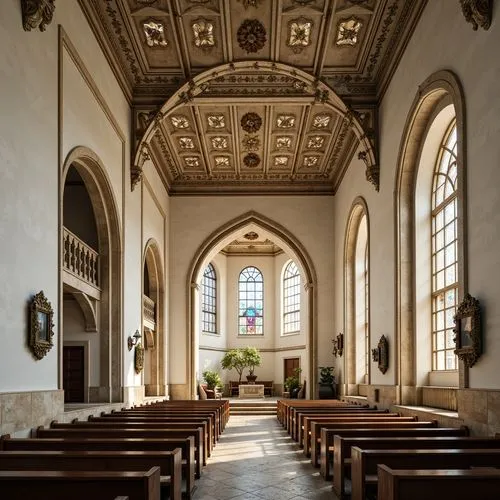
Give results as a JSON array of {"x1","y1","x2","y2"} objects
[
  {"x1": 21, "y1": 0, "x2": 55, "y2": 32},
  {"x1": 460, "y1": 0, "x2": 492, "y2": 30}
]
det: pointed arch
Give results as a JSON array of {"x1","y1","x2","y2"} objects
[
  {"x1": 187, "y1": 211, "x2": 317, "y2": 399},
  {"x1": 343, "y1": 197, "x2": 370, "y2": 396},
  {"x1": 394, "y1": 70, "x2": 467, "y2": 403}
]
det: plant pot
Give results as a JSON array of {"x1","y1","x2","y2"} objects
[
  {"x1": 246, "y1": 374, "x2": 258, "y2": 384},
  {"x1": 318, "y1": 383, "x2": 336, "y2": 399}
]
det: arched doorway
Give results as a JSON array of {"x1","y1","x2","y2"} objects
[
  {"x1": 60, "y1": 146, "x2": 122, "y2": 403},
  {"x1": 187, "y1": 211, "x2": 317, "y2": 399},
  {"x1": 143, "y1": 239, "x2": 166, "y2": 397}
]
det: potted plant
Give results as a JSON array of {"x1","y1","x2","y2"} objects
[
  {"x1": 242, "y1": 346, "x2": 261, "y2": 383},
  {"x1": 220, "y1": 348, "x2": 246, "y2": 383},
  {"x1": 284, "y1": 367, "x2": 302, "y2": 398},
  {"x1": 202, "y1": 369, "x2": 222, "y2": 391},
  {"x1": 318, "y1": 366, "x2": 336, "y2": 399}
]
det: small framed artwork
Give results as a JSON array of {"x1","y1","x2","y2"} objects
[
  {"x1": 29, "y1": 291, "x2": 54, "y2": 360},
  {"x1": 454, "y1": 293, "x2": 481, "y2": 367}
]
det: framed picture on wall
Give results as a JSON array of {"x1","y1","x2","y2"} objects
[
  {"x1": 29, "y1": 290, "x2": 54, "y2": 360},
  {"x1": 453, "y1": 293, "x2": 481, "y2": 367}
]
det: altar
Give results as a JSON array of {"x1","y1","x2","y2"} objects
[{"x1": 238, "y1": 384, "x2": 265, "y2": 398}]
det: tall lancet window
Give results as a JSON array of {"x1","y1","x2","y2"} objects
[
  {"x1": 431, "y1": 122, "x2": 458, "y2": 370},
  {"x1": 283, "y1": 261, "x2": 301, "y2": 334},
  {"x1": 202, "y1": 263, "x2": 217, "y2": 334},
  {"x1": 238, "y1": 266, "x2": 263, "y2": 335}
]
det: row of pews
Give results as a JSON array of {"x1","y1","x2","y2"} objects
[
  {"x1": 0, "y1": 399, "x2": 229, "y2": 500},
  {"x1": 277, "y1": 399, "x2": 500, "y2": 500}
]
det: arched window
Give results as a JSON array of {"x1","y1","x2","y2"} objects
[
  {"x1": 283, "y1": 261, "x2": 301, "y2": 334},
  {"x1": 431, "y1": 122, "x2": 458, "y2": 370},
  {"x1": 202, "y1": 263, "x2": 217, "y2": 334},
  {"x1": 238, "y1": 266, "x2": 263, "y2": 335}
]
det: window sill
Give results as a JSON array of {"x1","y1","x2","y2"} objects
[{"x1": 393, "y1": 404, "x2": 459, "y2": 420}]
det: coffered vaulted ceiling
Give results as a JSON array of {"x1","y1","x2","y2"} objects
[{"x1": 79, "y1": 0, "x2": 427, "y2": 194}]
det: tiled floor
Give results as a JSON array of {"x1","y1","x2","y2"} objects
[{"x1": 192, "y1": 414, "x2": 338, "y2": 500}]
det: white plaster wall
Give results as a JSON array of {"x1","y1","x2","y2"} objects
[
  {"x1": 169, "y1": 196, "x2": 335, "y2": 387},
  {"x1": 333, "y1": 1, "x2": 500, "y2": 389}
]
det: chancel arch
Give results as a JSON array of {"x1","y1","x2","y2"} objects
[
  {"x1": 188, "y1": 211, "x2": 317, "y2": 399},
  {"x1": 60, "y1": 146, "x2": 123, "y2": 403},
  {"x1": 343, "y1": 197, "x2": 370, "y2": 396},
  {"x1": 143, "y1": 238, "x2": 166, "y2": 397},
  {"x1": 395, "y1": 71, "x2": 467, "y2": 405}
]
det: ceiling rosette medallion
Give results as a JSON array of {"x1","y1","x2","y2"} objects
[
  {"x1": 192, "y1": 19, "x2": 216, "y2": 49},
  {"x1": 287, "y1": 18, "x2": 313, "y2": 54},
  {"x1": 336, "y1": 17, "x2": 363, "y2": 47},
  {"x1": 244, "y1": 232, "x2": 259, "y2": 240},
  {"x1": 460, "y1": 0, "x2": 492, "y2": 30},
  {"x1": 243, "y1": 153, "x2": 261, "y2": 168},
  {"x1": 242, "y1": 135, "x2": 261, "y2": 151},
  {"x1": 143, "y1": 20, "x2": 168, "y2": 47},
  {"x1": 21, "y1": 0, "x2": 55, "y2": 32},
  {"x1": 237, "y1": 19, "x2": 267, "y2": 54},
  {"x1": 241, "y1": 112, "x2": 262, "y2": 133}
]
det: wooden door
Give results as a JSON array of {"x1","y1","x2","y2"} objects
[
  {"x1": 284, "y1": 357, "x2": 300, "y2": 381},
  {"x1": 63, "y1": 346, "x2": 85, "y2": 403}
]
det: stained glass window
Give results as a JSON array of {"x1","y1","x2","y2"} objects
[
  {"x1": 202, "y1": 263, "x2": 217, "y2": 334},
  {"x1": 238, "y1": 266, "x2": 263, "y2": 335},
  {"x1": 283, "y1": 261, "x2": 300, "y2": 334},
  {"x1": 431, "y1": 121, "x2": 458, "y2": 370}
]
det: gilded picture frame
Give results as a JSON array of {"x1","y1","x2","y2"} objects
[
  {"x1": 29, "y1": 290, "x2": 54, "y2": 360},
  {"x1": 453, "y1": 293, "x2": 481, "y2": 367},
  {"x1": 135, "y1": 343, "x2": 145, "y2": 374}
]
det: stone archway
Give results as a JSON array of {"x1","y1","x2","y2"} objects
[
  {"x1": 343, "y1": 197, "x2": 370, "y2": 396},
  {"x1": 394, "y1": 71, "x2": 467, "y2": 403},
  {"x1": 143, "y1": 239, "x2": 166, "y2": 397},
  {"x1": 61, "y1": 146, "x2": 122, "y2": 403},
  {"x1": 187, "y1": 211, "x2": 317, "y2": 399}
]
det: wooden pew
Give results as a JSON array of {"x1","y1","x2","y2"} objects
[
  {"x1": 303, "y1": 414, "x2": 413, "y2": 453},
  {"x1": 0, "y1": 467, "x2": 160, "y2": 500},
  {"x1": 36, "y1": 426, "x2": 205, "y2": 476},
  {"x1": 306, "y1": 418, "x2": 434, "y2": 462},
  {"x1": 0, "y1": 449, "x2": 181, "y2": 500},
  {"x1": 352, "y1": 447, "x2": 500, "y2": 500},
  {"x1": 331, "y1": 432, "x2": 500, "y2": 495},
  {"x1": 378, "y1": 465, "x2": 500, "y2": 500},
  {"x1": 1, "y1": 436, "x2": 196, "y2": 498},
  {"x1": 293, "y1": 409, "x2": 391, "y2": 442}
]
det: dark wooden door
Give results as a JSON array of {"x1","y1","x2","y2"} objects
[
  {"x1": 63, "y1": 346, "x2": 85, "y2": 403},
  {"x1": 284, "y1": 357, "x2": 300, "y2": 381}
]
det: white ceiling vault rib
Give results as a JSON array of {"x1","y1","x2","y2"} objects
[{"x1": 83, "y1": 0, "x2": 427, "y2": 194}]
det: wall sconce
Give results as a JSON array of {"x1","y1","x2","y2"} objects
[{"x1": 128, "y1": 329, "x2": 141, "y2": 351}]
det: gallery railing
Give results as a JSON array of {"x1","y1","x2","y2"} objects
[{"x1": 63, "y1": 227, "x2": 99, "y2": 287}]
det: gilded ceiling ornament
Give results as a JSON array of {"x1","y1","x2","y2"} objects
[
  {"x1": 313, "y1": 114, "x2": 331, "y2": 128},
  {"x1": 241, "y1": 112, "x2": 262, "y2": 133},
  {"x1": 307, "y1": 136, "x2": 325, "y2": 149},
  {"x1": 287, "y1": 18, "x2": 313, "y2": 54},
  {"x1": 143, "y1": 20, "x2": 168, "y2": 47},
  {"x1": 170, "y1": 115, "x2": 190, "y2": 129},
  {"x1": 237, "y1": 19, "x2": 267, "y2": 54},
  {"x1": 244, "y1": 232, "x2": 259, "y2": 240},
  {"x1": 276, "y1": 137, "x2": 292, "y2": 149},
  {"x1": 185, "y1": 157, "x2": 200, "y2": 168},
  {"x1": 211, "y1": 136, "x2": 228, "y2": 149},
  {"x1": 336, "y1": 17, "x2": 363, "y2": 46},
  {"x1": 215, "y1": 156, "x2": 230, "y2": 168},
  {"x1": 238, "y1": 0, "x2": 262, "y2": 7},
  {"x1": 179, "y1": 137, "x2": 195, "y2": 149},
  {"x1": 242, "y1": 135, "x2": 261, "y2": 151},
  {"x1": 460, "y1": 0, "x2": 492, "y2": 30},
  {"x1": 192, "y1": 19, "x2": 216, "y2": 48},
  {"x1": 243, "y1": 153, "x2": 261, "y2": 168},
  {"x1": 21, "y1": 0, "x2": 55, "y2": 32},
  {"x1": 303, "y1": 156, "x2": 319, "y2": 167},
  {"x1": 276, "y1": 115, "x2": 296, "y2": 128},
  {"x1": 274, "y1": 156, "x2": 289, "y2": 167},
  {"x1": 208, "y1": 114, "x2": 225, "y2": 128}
]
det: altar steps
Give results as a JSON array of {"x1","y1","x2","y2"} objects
[{"x1": 229, "y1": 400, "x2": 278, "y2": 416}]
